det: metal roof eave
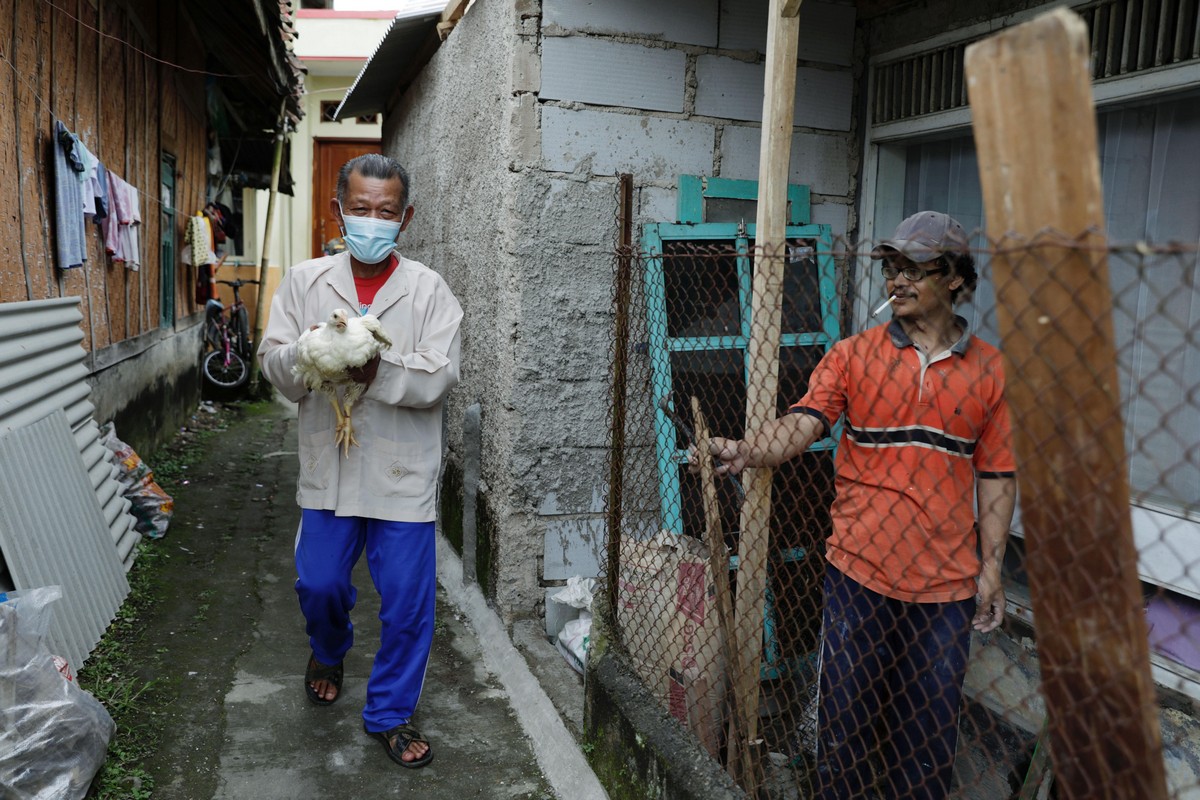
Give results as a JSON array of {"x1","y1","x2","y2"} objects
[{"x1": 334, "y1": 1, "x2": 451, "y2": 120}]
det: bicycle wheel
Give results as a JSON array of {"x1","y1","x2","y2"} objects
[{"x1": 202, "y1": 348, "x2": 249, "y2": 388}]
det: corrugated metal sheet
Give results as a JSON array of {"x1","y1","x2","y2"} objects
[
  {"x1": 335, "y1": 2, "x2": 446, "y2": 119},
  {"x1": 0, "y1": 409, "x2": 130, "y2": 669},
  {"x1": 0, "y1": 298, "x2": 140, "y2": 568}
]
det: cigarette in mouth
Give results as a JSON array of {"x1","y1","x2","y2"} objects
[{"x1": 871, "y1": 295, "x2": 896, "y2": 318}]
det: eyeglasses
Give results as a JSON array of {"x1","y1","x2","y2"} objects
[{"x1": 881, "y1": 263, "x2": 948, "y2": 282}]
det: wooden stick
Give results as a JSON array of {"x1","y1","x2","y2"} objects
[
  {"x1": 731, "y1": 0, "x2": 800, "y2": 789},
  {"x1": 690, "y1": 397, "x2": 742, "y2": 774},
  {"x1": 966, "y1": 9, "x2": 1168, "y2": 799}
]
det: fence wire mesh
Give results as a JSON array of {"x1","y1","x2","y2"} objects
[{"x1": 602, "y1": 228, "x2": 1200, "y2": 800}]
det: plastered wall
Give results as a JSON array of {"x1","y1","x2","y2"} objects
[{"x1": 383, "y1": 0, "x2": 861, "y2": 624}]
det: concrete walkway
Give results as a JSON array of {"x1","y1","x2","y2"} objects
[{"x1": 133, "y1": 395, "x2": 606, "y2": 800}]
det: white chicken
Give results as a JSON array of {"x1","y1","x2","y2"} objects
[{"x1": 292, "y1": 308, "x2": 393, "y2": 457}]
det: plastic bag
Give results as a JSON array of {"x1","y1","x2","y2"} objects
[
  {"x1": 0, "y1": 586, "x2": 115, "y2": 799},
  {"x1": 551, "y1": 576, "x2": 595, "y2": 610},
  {"x1": 556, "y1": 610, "x2": 592, "y2": 675},
  {"x1": 100, "y1": 421, "x2": 173, "y2": 538}
]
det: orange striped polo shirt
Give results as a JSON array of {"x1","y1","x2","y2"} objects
[{"x1": 791, "y1": 319, "x2": 1016, "y2": 602}]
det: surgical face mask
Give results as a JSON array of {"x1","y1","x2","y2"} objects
[{"x1": 338, "y1": 202, "x2": 403, "y2": 264}]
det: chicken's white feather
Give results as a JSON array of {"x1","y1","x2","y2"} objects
[{"x1": 292, "y1": 308, "x2": 393, "y2": 456}]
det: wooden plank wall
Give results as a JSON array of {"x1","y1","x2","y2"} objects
[{"x1": 0, "y1": 0, "x2": 207, "y2": 353}]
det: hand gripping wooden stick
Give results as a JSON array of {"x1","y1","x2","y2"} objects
[{"x1": 657, "y1": 394, "x2": 747, "y2": 502}]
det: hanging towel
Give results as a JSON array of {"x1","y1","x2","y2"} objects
[{"x1": 52, "y1": 121, "x2": 87, "y2": 269}]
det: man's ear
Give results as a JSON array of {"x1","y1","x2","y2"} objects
[
  {"x1": 329, "y1": 197, "x2": 343, "y2": 231},
  {"x1": 399, "y1": 205, "x2": 415, "y2": 233}
]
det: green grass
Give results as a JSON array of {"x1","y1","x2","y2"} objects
[
  {"x1": 76, "y1": 543, "x2": 167, "y2": 800},
  {"x1": 75, "y1": 404, "x2": 254, "y2": 798}
]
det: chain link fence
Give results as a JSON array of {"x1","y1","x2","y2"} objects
[{"x1": 602, "y1": 223, "x2": 1200, "y2": 799}]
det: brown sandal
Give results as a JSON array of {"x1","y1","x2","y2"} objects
[
  {"x1": 304, "y1": 653, "x2": 343, "y2": 706},
  {"x1": 365, "y1": 723, "x2": 434, "y2": 769}
]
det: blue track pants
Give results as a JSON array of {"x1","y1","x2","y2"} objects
[
  {"x1": 295, "y1": 509, "x2": 436, "y2": 733},
  {"x1": 815, "y1": 566, "x2": 974, "y2": 800}
]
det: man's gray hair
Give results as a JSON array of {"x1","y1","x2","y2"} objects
[{"x1": 336, "y1": 154, "x2": 412, "y2": 208}]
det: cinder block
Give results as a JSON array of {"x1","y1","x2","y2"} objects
[
  {"x1": 695, "y1": 56, "x2": 765, "y2": 122},
  {"x1": 720, "y1": 0, "x2": 856, "y2": 67},
  {"x1": 811, "y1": 202, "x2": 850, "y2": 238},
  {"x1": 638, "y1": 185, "x2": 677, "y2": 224},
  {"x1": 795, "y1": 67, "x2": 853, "y2": 131},
  {"x1": 541, "y1": 36, "x2": 686, "y2": 113},
  {"x1": 543, "y1": 0, "x2": 719, "y2": 47},
  {"x1": 719, "y1": 125, "x2": 850, "y2": 195},
  {"x1": 696, "y1": 56, "x2": 853, "y2": 131},
  {"x1": 542, "y1": 106, "x2": 715, "y2": 179},
  {"x1": 543, "y1": 516, "x2": 605, "y2": 581},
  {"x1": 508, "y1": 93, "x2": 540, "y2": 169},
  {"x1": 512, "y1": 35, "x2": 541, "y2": 95}
]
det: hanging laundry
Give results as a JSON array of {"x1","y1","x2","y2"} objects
[
  {"x1": 92, "y1": 162, "x2": 110, "y2": 224},
  {"x1": 77, "y1": 141, "x2": 109, "y2": 225},
  {"x1": 119, "y1": 181, "x2": 141, "y2": 272},
  {"x1": 102, "y1": 172, "x2": 141, "y2": 270},
  {"x1": 182, "y1": 213, "x2": 216, "y2": 266},
  {"x1": 101, "y1": 170, "x2": 127, "y2": 262},
  {"x1": 76, "y1": 141, "x2": 99, "y2": 217},
  {"x1": 51, "y1": 121, "x2": 87, "y2": 269}
]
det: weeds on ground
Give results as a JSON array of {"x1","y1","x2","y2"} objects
[
  {"x1": 77, "y1": 401, "x2": 251, "y2": 798},
  {"x1": 76, "y1": 543, "x2": 166, "y2": 800}
]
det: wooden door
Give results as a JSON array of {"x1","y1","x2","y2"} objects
[{"x1": 312, "y1": 139, "x2": 380, "y2": 259}]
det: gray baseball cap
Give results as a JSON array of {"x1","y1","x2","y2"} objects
[{"x1": 871, "y1": 211, "x2": 970, "y2": 263}]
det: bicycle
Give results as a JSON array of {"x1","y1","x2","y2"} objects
[{"x1": 202, "y1": 278, "x2": 259, "y2": 389}]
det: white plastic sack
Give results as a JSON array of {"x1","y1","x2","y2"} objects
[
  {"x1": 551, "y1": 576, "x2": 595, "y2": 610},
  {"x1": 556, "y1": 610, "x2": 592, "y2": 675},
  {"x1": 0, "y1": 586, "x2": 115, "y2": 800}
]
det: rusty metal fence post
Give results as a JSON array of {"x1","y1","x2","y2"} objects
[{"x1": 605, "y1": 174, "x2": 635, "y2": 627}]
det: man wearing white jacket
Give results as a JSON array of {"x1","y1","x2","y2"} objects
[{"x1": 258, "y1": 154, "x2": 462, "y2": 770}]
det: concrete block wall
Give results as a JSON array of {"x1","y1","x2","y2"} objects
[
  {"x1": 529, "y1": 0, "x2": 861, "y2": 620},
  {"x1": 381, "y1": 0, "x2": 864, "y2": 628},
  {"x1": 538, "y1": 0, "x2": 860, "y2": 234},
  {"x1": 383, "y1": 0, "x2": 529, "y2": 614}
]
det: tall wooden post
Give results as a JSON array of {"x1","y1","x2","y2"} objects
[
  {"x1": 731, "y1": 0, "x2": 801, "y2": 790},
  {"x1": 250, "y1": 99, "x2": 288, "y2": 392},
  {"x1": 966, "y1": 9, "x2": 1168, "y2": 799}
]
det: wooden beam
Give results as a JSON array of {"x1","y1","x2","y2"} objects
[
  {"x1": 965, "y1": 9, "x2": 1168, "y2": 800},
  {"x1": 437, "y1": 0, "x2": 472, "y2": 41},
  {"x1": 691, "y1": 397, "x2": 742, "y2": 773},
  {"x1": 730, "y1": 0, "x2": 799, "y2": 790},
  {"x1": 782, "y1": 0, "x2": 804, "y2": 17}
]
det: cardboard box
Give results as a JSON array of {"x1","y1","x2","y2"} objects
[{"x1": 618, "y1": 532, "x2": 727, "y2": 756}]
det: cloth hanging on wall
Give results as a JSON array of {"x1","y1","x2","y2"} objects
[
  {"x1": 51, "y1": 121, "x2": 87, "y2": 270},
  {"x1": 182, "y1": 214, "x2": 216, "y2": 266},
  {"x1": 101, "y1": 172, "x2": 141, "y2": 271}
]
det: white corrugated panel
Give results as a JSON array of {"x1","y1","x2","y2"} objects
[
  {"x1": 0, "y1": 298, "x2": 140, "y2": 569},
  {"x1": 0, "y1": 409, "x2": 130, "y2": 669}
]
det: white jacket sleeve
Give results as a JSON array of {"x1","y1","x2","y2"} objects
[
  {"x1": 364, "y1": 276, "x2": 463, "y2": 409},
  {"x1": 257, "y1": 270, "x2": 311, "y2": 402}
]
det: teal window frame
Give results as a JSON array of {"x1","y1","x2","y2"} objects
[
  {"x1": 644, "y1": 176, "x2": 840, "y2": 680},
  {"x1": 644, "y1": 176, "x2": 840, "y2": 538},
  {"x1": 160, "y1": 153, "x2": 177, "y2": 328},
  {"x1": 676, "y1": 174, "x2": 811, "y2": 226},
  {"x1": 643, "y1": 221, "x2": 839, "y2": 537}
]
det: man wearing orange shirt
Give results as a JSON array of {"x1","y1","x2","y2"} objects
[{"x1": 706, "y1": 212, "x2": 1017, "y2": 799}]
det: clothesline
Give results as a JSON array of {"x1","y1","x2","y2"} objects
[
  {"x1": 40, "y1": 0, "x2": 252, "y2": 78},
  {"x1": 52, "y1": 120, "x2": 142, "y2": 272},
  {"x1": 0, "y1": 43, "x2": 276, "y2": 223}
]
